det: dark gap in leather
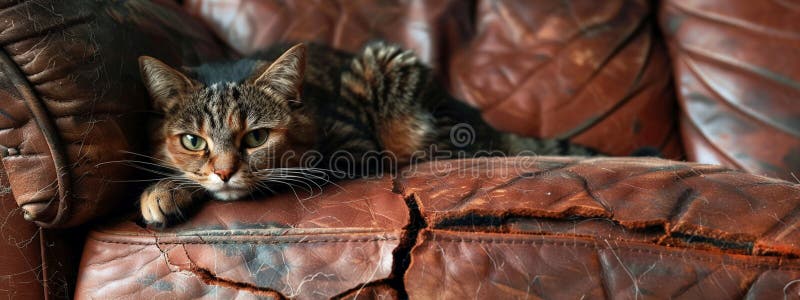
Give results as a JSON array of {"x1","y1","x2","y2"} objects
[
  {"x1": 435, "y1": 212, "x2": 506, "y2": 230},
  {"x1": 668, "y1": 232, "x2": 755, "y2": 254},
  {"x1": 187, "y1": 265, "x2": 289, "y2": 299},
  {"x1": 330, "y1": 280, "x2": 395, "y2": 300},
  {"x1": 435, "y1": 213, "x2": 658, "y2": 237},
  {"x1": 330, "y1": 180, "x2": 425, "y2": 299},
  {"x1": 431, "y1": 212, "x2": 773, "y2": 256},
  {"x1": 390, "y1": 193, "x2": 427, "y2": 299},
  {"x1": 40, "y1": 226, "x2": 88, "y2": 300}
]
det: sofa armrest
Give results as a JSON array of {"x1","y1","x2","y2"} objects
[{"x1": 0, "y1": 0, "x2": 227, "y2": 227}]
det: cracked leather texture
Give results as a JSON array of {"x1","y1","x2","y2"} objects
[
  {"x1": 76, "y1": 178, "x2": 407, "y2": 299},
  {"x1": 0, "y1": 167, "x2": 43, "y2": 299},
  {"x1": 659, "y1": 0, "x2": 800, "y2": 180},
  {"x1": 76, "y1": 158, "x2": 800, "y2": 299},
  {"x1": 0, "y1": 0, "x2": 226, "y2": 227}
]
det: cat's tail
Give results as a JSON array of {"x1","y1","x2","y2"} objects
[
  {"x1": 341, "y1": 41, "x2": 437, "y2": 113},
  {"x1": 341, "y1": 42, "x2": 438, "y2": 164}
]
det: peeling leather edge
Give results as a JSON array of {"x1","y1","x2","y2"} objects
[
  {"x1": 0, "y1": 47, "x2": 70, "y2": 227},
  {"x1": 399, "y1": 158, "x2": 799, "y2": 257}
]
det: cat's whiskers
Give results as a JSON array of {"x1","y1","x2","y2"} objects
[
  {"x1": 95, "y1": 159, "x2": 179, "y2": 171},
  {"x1": 95, "y1": 159, "x2": 182, "y2": 179},
  {"x1": 256, "y1": 168, "x2": 346, "y2": 191},
  {"x1": 110, "y1": 176, "x2": 191, "y2": 184},
  {"x1": 259, "y1": 177, "x2": 321, "y2": 201},
  {"x1": 254, "y1": 171, "x2": 323, "y2": 191},
  {"x1": 269, "y1": 175, "x2": 321, "y2": 194},
  {"x1": 119, "y1": 150, "x2": 173, "y2": 165},
  {"x1": 265, "y1": 177, "x2": 316, "y2": 195}
]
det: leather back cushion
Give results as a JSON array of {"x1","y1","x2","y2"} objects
[
  {"x1": 0, "y1": 0, "x2": 226, "y2": 227},
  {"x1": 186, "y1": 0, "x2": 684, "y2": 158},
  {"x1": 660, "y1": 0, "x2": 800, "y2": 180}
]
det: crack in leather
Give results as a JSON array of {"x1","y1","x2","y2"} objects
[
  {"x1": 187, "y1": 266, "x2": 289, "y2": 299},
  {"x1": 399, "y1": 157, "x2": 800, "y2": 255}
]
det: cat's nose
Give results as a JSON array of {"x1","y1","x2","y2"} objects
[{"x1": 213, "y1": 168, "x2": 236, "y2": 182}]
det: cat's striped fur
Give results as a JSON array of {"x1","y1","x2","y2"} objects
[{"x1": 137, "y1": 42, "x2": 599, "y2": 228}]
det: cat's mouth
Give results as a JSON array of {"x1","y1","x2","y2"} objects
[
  {"x1": 209, "y1": 186, "x2": 249, "y2": 201},
  {"x1": 201, "y1": 173, "x2": 250, "y2": 201}
]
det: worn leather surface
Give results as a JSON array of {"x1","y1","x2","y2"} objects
[
  {"x1": 0, "y1": 0, "x2": 227, "y2": 227},
  {"x1": 76, "y1": 177, "x2": 407, "y2": 299},
  {"x1": 185, "y1": 0, "x2": 683, "y2": 158},
  {"x1": 659, "y1": 0, "x2": 800, "y2": 180},
  {"x1": 401, "y1": 157, "x2": 800, "y2": 298},
  {"x1": 0, "y1": 166, "x2": 44, "y2": 299},
  {"x1": 183, "y1": 0, "x2": 472, "y2": 76},
  {"x1": 449, "y1": 0, "x2": 682, "y2": 157},
  {"x1": 76, "y1": 157, "x2": 800, "y2": 299}
]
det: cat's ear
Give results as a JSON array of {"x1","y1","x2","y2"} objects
[
  {"x1": 139, "y1": 56, "x2": 198, "y2": 112},
  {"x1": 248, "y1": 43, "x2": 306, "y2": 106}
]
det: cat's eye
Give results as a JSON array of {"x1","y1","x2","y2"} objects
[
  {"x1": 180, "y1": 134, "x2": 207, "y2": 151},
  {"x1": 243, "y1": 128, "x2": 269, "y2": 148}
]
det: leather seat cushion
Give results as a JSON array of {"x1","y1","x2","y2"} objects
[{"x1": 75, "y1": 157, "x2": 800, "y2": 298}]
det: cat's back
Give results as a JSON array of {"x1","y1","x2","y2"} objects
[
  {"x1": 187, "y1": 44, "x2": 351, "y2": 110},
  {"x1": 189, "y1": 43, "x2": 350, "y2": 85}
]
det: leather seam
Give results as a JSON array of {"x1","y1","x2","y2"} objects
[{"x1": 90, "y1": 236, "x2": 399, "y2": 245}]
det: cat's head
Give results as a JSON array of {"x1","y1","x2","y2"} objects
[{"x1": 138, "y1": 44, "x2": 315, "y2": 200}]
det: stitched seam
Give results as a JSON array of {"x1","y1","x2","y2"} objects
[
  {"x1": 95, "y1": 228, "x2": 395, "y2": 237},
  {"x1": 91, "y1": 236, "x2": 399, "y2": 245}
]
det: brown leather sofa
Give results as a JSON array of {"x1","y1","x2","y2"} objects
[{"x1": 1, "y1": 0, "x2": 798, "y2": 299}]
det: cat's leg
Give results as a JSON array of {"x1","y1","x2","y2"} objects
[
  {"x1": 341, "y1": 42, "x2": 437, "y2": 165},
  {"x1": 140, "y1": 180, "x2": 198, "y2": 228}
]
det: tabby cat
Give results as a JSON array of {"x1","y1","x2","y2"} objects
[{"x1": 137, "y1": 42, "x2": 599, "y2": 228}]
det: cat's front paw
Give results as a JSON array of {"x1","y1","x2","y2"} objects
[{"x1": 140, "y1": 181, "x2": 195, "y2": 229}]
